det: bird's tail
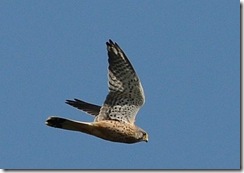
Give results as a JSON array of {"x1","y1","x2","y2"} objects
[{"x1": 45, "y1": 116, "x2": 93, "y2": 134}]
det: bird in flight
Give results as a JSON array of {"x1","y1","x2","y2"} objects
[{"x1": 45, "y1": 40, "x2": 148, "y2": 144}]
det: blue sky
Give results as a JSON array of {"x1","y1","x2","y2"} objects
[{"x1": 0, "y1": 0, "x2": 240, "y2": 169}]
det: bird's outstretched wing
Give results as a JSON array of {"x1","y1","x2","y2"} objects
[
  {"x1": 66, "y1": 99, "x2": 101, "y2": 116},
  {"x1": 96, "y1": 40, "x2": 145, "y2": 124}
]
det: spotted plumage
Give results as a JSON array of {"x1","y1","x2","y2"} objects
[{"x1": 46, "y1": 40, "x2": 148, "y2": 144}]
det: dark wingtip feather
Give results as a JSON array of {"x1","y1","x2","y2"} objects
[
  {"x1": 65, "y1": 99, "x2": 74, "y2": 106},
  {"x1": 107, "y1": 39, "x2": 117, "y2": 47},
  {"x1": 65, "y1": 98, "x2": 101, "y2": 116},
  {"x1": 108, "y1": 39, "x2": 113, "y2": 44}
]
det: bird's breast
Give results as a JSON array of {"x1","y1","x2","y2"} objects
[{"x1": 91, "y1": 120, "x2": 140, "y2": 143}]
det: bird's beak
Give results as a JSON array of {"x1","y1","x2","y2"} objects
[{"x1": 143, "y1": 134, "x2": 149, "y2": 142}]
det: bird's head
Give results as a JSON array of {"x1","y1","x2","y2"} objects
[
  {"x1": 141, "y1": 131, "x2": 148, "y2": 142},
  {"x1": 136, "y1": 128, "x2": 148, "y2": 143}
]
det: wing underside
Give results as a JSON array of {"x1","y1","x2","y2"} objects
[{"x1": 95, "y1": 40, "x2": 145, "y2": 124}]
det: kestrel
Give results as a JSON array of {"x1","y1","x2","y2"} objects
[{"x1": 45, "y1": 40, "x2": 148, "y2": 144}]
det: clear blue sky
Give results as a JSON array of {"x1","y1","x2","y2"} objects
[{"x1": 1, "y1": 0, "x2": 240, "y2": 169}]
